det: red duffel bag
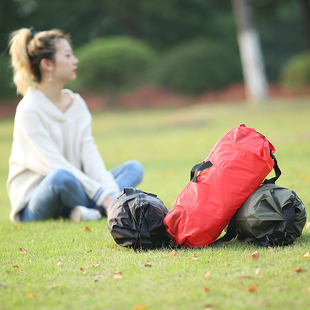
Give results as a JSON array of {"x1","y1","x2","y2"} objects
[{"x1": 164, "y1": 124, "x2": 281, "y2": 248}]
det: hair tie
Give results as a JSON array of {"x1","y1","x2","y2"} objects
[{"x1": 30, "y1": 26, "x2": 40, "y2": 39}]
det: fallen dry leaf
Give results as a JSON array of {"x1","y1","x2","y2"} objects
[
  {"x1": 96, "y1": 273, "x2": 105, "y2": 278},
  {"x1": 249, "y1": 251, "x2": 259, "y2": 261},
  {"x1": 87, "y1": 264, "x2": 100, "y2": 268},
  {"x1": 57, "y1": 261, "x2": 64, "y2": 267},
  {"x1": 113, "y1": 274, "x2": 122, "y2": 280},
  {"x1": 255, "y1": 268, "x2": 260, "y2": 275},
  {"x1": 294, "y1": 266, "x2": 306, "y2": 273},
  {"x1": 303, "y1": 251, "x2": 310, "y2": 258},
  {"x1": 50, "y1": 284, "x2": 60, "y2": 289},
  {"x1": 168, "y1": 250, "x2": 179, "y2": 257},
  {"x1": 113, "y1": 271, "x2": 122, "y2": 280},
  {"x1": 19, "y1": 248, "x2": 27, "y2": 254},
  {"x1": 203, "y1": 286, "x2": 210, "y2": 292},
  {"x1": 15, "y1": 225, "x2": 20, "y2": 229},
  {"x1": 80, "y1": 268, "x2": 87, "y2": 275},
  {"x1": 71, "y1": 238, "x2": 74, "y2": 242},
  {"x1": 248, "y1": 284, "x2": 258, "y2": 293},
  {"x1": 84, "y1": 226, "x2": 91, "y2": 232},
  {"x1": 307, "y1": 287, "x2": 310, "y2": 293},
  {"x1": 144, "y1": 264, "x2": 153, "y2": 267},
  {"x1": 12, "y1": 265, "x2": 22, "y2": 272},
  {"x1": 5, "y1": 271, "x2": 13, "y2": 274},
  {"x1": 268, "y1": 247, "x2": 275, "y2": 252},
  {"x1": 204, "y1": 271, "x2": 211, "y2": 280},
  {"x1": 27, "y1": 293, "x2": 36, "y2": 298},
  {"x1": 241, "y1": 275, "x2": 253, "y2": 279},
  {"x1": 20, "y1": 248, "x2": 35, "y2": 260},
  {"x1": 306, "y1": 222, "x2": 310, "y2": 230},
  {"x1": 94, "y1": 279, "x2": 99, "y2": 283},
  {"x1": 132, "y1": 305, "x2": 148, "y2": 310},
  {"x1": 187, "y1": 257, "x2": 199, "y2": 261}
]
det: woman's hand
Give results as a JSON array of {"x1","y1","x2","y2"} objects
[{"x1": 102, "y1": 194, "x2": 115, "y2": 211}]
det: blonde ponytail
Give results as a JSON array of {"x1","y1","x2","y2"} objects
[
  {"x1": 8, "y1": 27, "x2": 69, "y2": 96},
  {"x1": 9, "y1": 28, "x2": 36, "y2": 96}
]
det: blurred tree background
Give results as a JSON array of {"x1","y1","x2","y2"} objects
[{"x1": 0, "y1": 0, "x2": 309, "y2": 103}]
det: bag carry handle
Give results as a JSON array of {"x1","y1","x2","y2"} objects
[
  {"x1": 190, "y1": 161, "x2": 213, "y2": 183},
  {"x1": 263, "y1": 148, "x2": 281, "y2": 184},
  {"x1": 124, "y1": 187, "x2": 137, "y2": 196},
  {"x1": 124, "y1": 187, "x2": 157, "y2": 198}
]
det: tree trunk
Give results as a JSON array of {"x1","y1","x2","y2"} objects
[{"x1": 231, "y1": 0, "x2": 268, "y2": 102}]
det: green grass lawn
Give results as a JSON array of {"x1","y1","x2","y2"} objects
[{"x1": 1, "y1": 98, "x2": 310, "y2": 310}]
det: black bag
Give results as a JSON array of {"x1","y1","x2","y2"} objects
[
  {"x1": 217, "y1": 183, "x2": 307, "y2": 247},
  {"x1": 107, "y1": 187, "x2": 170, "y2": 250},
  {"x1": 234, "y1": 183, "x2": 307, "y2": 246}
]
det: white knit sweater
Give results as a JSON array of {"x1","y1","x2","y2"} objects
[{"x1": 7, "y1": 88, "x2": 119, "y2": 223}]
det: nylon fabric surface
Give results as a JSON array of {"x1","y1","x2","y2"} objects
[
  {"x1": 107, "y1": 188, "x2": 169, "y2": 249},
  {"x1": 164, "y1": 124, "x2": 276, "y2": 248},
  {"x1": 236, "y1": 183, "x2": 307, "y2": 240}
]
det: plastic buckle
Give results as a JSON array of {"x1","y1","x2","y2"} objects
[{"x1": 266, "y1": 235, "x2": 275, "y2": 247}]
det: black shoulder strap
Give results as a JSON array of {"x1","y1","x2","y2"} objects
[
  {"x1": 263, "y1": 149, "x2": 281, "y2": 184},
  {"x1": 212, "y1": 213, "x2": 238, "y2": 245},
  {"x1": 266, "y1": 204, "x2": 295, "y2": 246}
]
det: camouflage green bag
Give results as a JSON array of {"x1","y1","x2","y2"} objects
[{"x1": 235, "y1": 183, "x2": 307, "y2": 246}]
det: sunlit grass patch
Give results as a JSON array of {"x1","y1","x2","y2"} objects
[{"x1": 1, "y1": 98, "x2": 310, "y2": 309}]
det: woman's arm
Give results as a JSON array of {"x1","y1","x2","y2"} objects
[{"x1": 79, "y1": 124, "x2": 120, "y2": 195}]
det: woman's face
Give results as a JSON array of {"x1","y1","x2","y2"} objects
[{"x1": 52, "y1": 38, "x2": 78, "y2": 84}]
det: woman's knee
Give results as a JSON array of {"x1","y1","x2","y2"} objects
[
  {"x1": 48, "y1": 169, "x2": 78, "y2": 189},
  {"x1": 127, "y1": 160, "x2": 144, "y2": 183}
]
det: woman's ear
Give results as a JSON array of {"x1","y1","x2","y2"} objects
[{"x1": 40, "y1": 58, "x2": 53, "y2": 71}]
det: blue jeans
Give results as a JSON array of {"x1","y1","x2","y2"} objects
[{"x1": 20, "y1": 160, "x2": 144, "y2": 222}]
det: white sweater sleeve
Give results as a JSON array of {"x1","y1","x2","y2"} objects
[
  {"x1": 16, "y1": 108, "x2": 116, "y2": 206},
  {"x1": 79, "y1": 120, "x2": 120, "y2": 195}
]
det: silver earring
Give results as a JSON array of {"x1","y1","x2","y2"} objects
[{"x1": 48, "y1": 68, "x2": 53, "y2": 82}]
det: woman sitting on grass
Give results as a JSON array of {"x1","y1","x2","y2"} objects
[{"x1": 7, "y1": 27, "x2": 144, "y2": 223}]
